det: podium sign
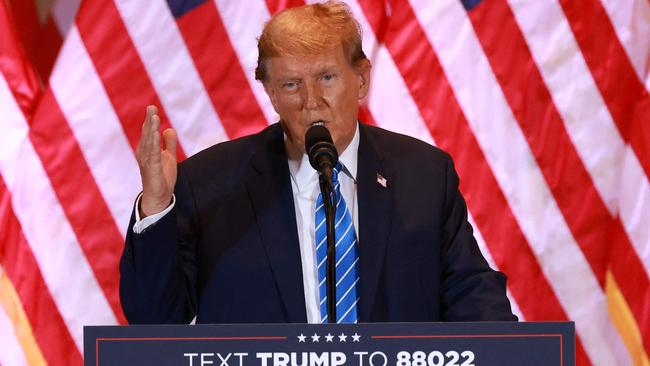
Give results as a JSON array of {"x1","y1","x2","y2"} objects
[{"x1": 84, "y1": 322, "x2": 574, "y2": 366}]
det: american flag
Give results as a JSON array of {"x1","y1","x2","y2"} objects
[{"x1": 0, "y1": 0, "x2": 648, "y2": 365}]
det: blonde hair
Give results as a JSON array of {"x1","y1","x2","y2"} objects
[{"x1": 255, "y1": 1, "x2": 368, "y2": 81}]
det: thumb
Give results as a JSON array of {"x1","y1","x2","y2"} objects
[{"x1": 162, "y1": 128, "x2": 177, "y2": 156}]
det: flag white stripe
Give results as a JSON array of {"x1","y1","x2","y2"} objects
[
  {"x1": 327, "y1": 0, "x2": 436, "y2": 146},
  {"x1": 349, "y1": 0, "x2": 521, "y2": 326},
  {"x1": 113, "y1": 0, "x2": 229, "y2": 155},
  {"x1": 367, "y1": 46, "x2": 435, "y2": 146},
  {"x1": 408, "y1": 0, "x2": 628, "y2": 364},
  {"x1": 50, "y1": 27, "x2": 140, "y2": 235},
  {"x1": 507, "y1": 0, "x2": 624, "y2": 215},
  {"x1": 618, "y1": 148, "x2": 650, "y2": 271},
  {"x1": 0, "y1": 73, "x2": 118, "y2": 352},
  {"x1": 0, "y1": 303, "x2": 29, "y2": 366},
  {"x1": 213, "y1": 0, "x2": 278, "y2": 123},
  {"x1": 507, "y1": 0, "x2": 650, "y2": 277},
  {"x1": 598, "y1": 0, "x2": 650, "y2": 87}
]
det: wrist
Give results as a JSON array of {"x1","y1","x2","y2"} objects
[{"x1": 140, "y1": 195, "x2": 172, "y2": 218}]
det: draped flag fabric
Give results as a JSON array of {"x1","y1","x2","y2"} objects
[{"x1": 0, "y1": 0, "x2": 648, "y2": 365}]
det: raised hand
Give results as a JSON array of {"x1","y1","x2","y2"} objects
[{"x1": 135, "y1": 105, "x2": 178, "y2": 218}]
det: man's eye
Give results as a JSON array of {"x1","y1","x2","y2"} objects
[
  {"x1": 283, "y1": 82, "x2": 297, "y2": 89},
  {"x1": 322, "y1": 74, "x2": 334, "y2": 81}
]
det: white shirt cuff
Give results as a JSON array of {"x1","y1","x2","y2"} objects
[{"x1": 132, "y1": 193, "x2": 176, "y2": 234}]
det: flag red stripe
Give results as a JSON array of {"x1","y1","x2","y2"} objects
[
  {"x1": 468, "y1": 0, "x2": 650, "y2": 356},
  {"x1": 361, "y1": 0, "x2": 591, "y2": 363},
  {"x1": 75, "y1": 0, "x2": 187, "y2": 160},
  {"x1": 358, "y1": 105, "x2": 377, "y2": 126},
  {"x1": 30, "y1": 89, "x2": 127, "y2": 324},
  {"x1": 0, "y1": 177, "x2": 83, "y2": 366},
  {"x1": 5, "y1": 0, "x2": 63, "y2": 83},
  {"x1": 32, "y1": 17, "x2": 63, "y2": 82},
  {"x1": 265, "y1": 0, "x2": 306, "y2": 15},
  {"x1": 0, "y1": 2, "x2": 41, "y2": 121},
  {"x1": 5, "y1": 0, "x2": 40, "y2": 60},
  {"x1": 469, "y1": 0, "x2": 612, "y2": 286},
  {"x1": 356, "y1": 0, "x2": 388, "y2": 42},
  {"x1": 176, "y1": 1, "x2": 269, "y2": 139},
  {"x1": 558, "y1": 0, "x2": 650, "y2": 180}
]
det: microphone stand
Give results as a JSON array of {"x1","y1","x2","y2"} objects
[{"x1": 319, "y1": 173, "x2": 337, "y2": 323}]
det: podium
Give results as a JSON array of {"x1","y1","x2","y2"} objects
[{"x1": 84, "y1": 322, "x2": 574, "y2": 366}]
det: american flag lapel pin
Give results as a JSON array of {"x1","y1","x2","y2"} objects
[{"x1": 376, "y1": 173, "x2": 388, "y2": 188}]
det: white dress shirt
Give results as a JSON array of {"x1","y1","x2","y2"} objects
[
  {"x1": 287, "y1": 124, "x2": 359, "y2": 323},
  {"x1": 133, "y1": 123, "x2": 360, "y2": 324}
]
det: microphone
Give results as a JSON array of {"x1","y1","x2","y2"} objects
[
  {"x1": 305, "y1": 123, "x2": 339, "y2": 185},
  {"x1": 305, "y1": 123, "x2": 338, "y2": 323}
]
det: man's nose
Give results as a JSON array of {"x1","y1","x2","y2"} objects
[{"x1": 302, "y1": 81, "x2": 323, "y2": 110}]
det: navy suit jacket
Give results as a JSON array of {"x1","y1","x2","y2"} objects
[{"x1": 120, "y1": 123, "x2": 515, "y2": 324}]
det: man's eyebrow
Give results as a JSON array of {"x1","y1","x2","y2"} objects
[
  {"x1": 314, "y1": 65, "x2": 338, "y2": 76},
  {"x1": 277, "y1": 75, "x2": 301, "y2": 82}
]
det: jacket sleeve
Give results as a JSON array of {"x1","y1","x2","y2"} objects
[
  {"x1": 119, "y1": 164, "x2": 199, "y2": 324},
  {"x1": 439, "y1": 154, "x2": 518, "y2": 321}
]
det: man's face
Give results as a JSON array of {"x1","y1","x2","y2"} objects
[{"x1": 263, "y1": 45, "x2": 370, "y2": 156}]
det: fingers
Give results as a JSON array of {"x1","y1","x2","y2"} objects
[
  {"x1": 140, "y1": 105, "x2": 158, "y2": 142},
  {"x1": 150, "y1": 114, "x2": 161, "y2": 155},
  {"x1": 162, "y1": 128, "x2": 177, "y2": 157},
  {"x1": 136, "y1": 105, "x2": 177, "y2": 217},
  {"x1": 146, "y1": 104, "x2": 158, "y2": 116},
  {"x1": 137, "y1": 105, "x2": 161, "y2": 167}
]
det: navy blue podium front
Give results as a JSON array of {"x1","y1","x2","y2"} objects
[{"x1": 84, "y1": 322, "x2": 574, "y2": 366}]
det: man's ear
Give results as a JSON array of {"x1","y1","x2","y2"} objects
[{"x1": 356, "y1": 59, "x2": 371, "y2": 100}]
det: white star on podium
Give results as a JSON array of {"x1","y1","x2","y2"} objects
[
  {"x1": 338, "y1": 333, "x2": 348, "y2": 342},
  {"x1": 311, "y1": 333, "x2": 321, "y2": 342},
  {"x1": 325, "y1": 333, "x2": 334, "y2": 342},
  {"x1": 297, "y1": 334, "x2": 306, "y2": 342},
  {"x1": 352, "y1": 333, "x2": 361, "y2": 342}
]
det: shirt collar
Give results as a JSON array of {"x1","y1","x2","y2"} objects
[{"x1": 288, "y1": 122, "x2": 360, "y2": 193}]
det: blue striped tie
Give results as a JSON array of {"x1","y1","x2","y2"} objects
[{"x1": 315, "y1": 163, "x2": 359, "y2": 323}]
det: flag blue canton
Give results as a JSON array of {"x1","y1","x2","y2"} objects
[{"x1": 166, "y1": 0, "x2": 208, "y2": 18}]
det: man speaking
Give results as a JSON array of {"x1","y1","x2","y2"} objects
[{"x1": 120, "y1": 1, "x2": 516, "y2": 324}]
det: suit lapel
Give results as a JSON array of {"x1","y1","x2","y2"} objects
[
  {"x1": 245, "y1": 124, "x2": 307, "y2": 322},
  {"x1": 357, "y1": 124, "x2": 393, "y2": 322}
]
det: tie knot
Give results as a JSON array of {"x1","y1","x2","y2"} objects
[{"x1": 333, "y1": 162, "x2": 344, "y2": 183}]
